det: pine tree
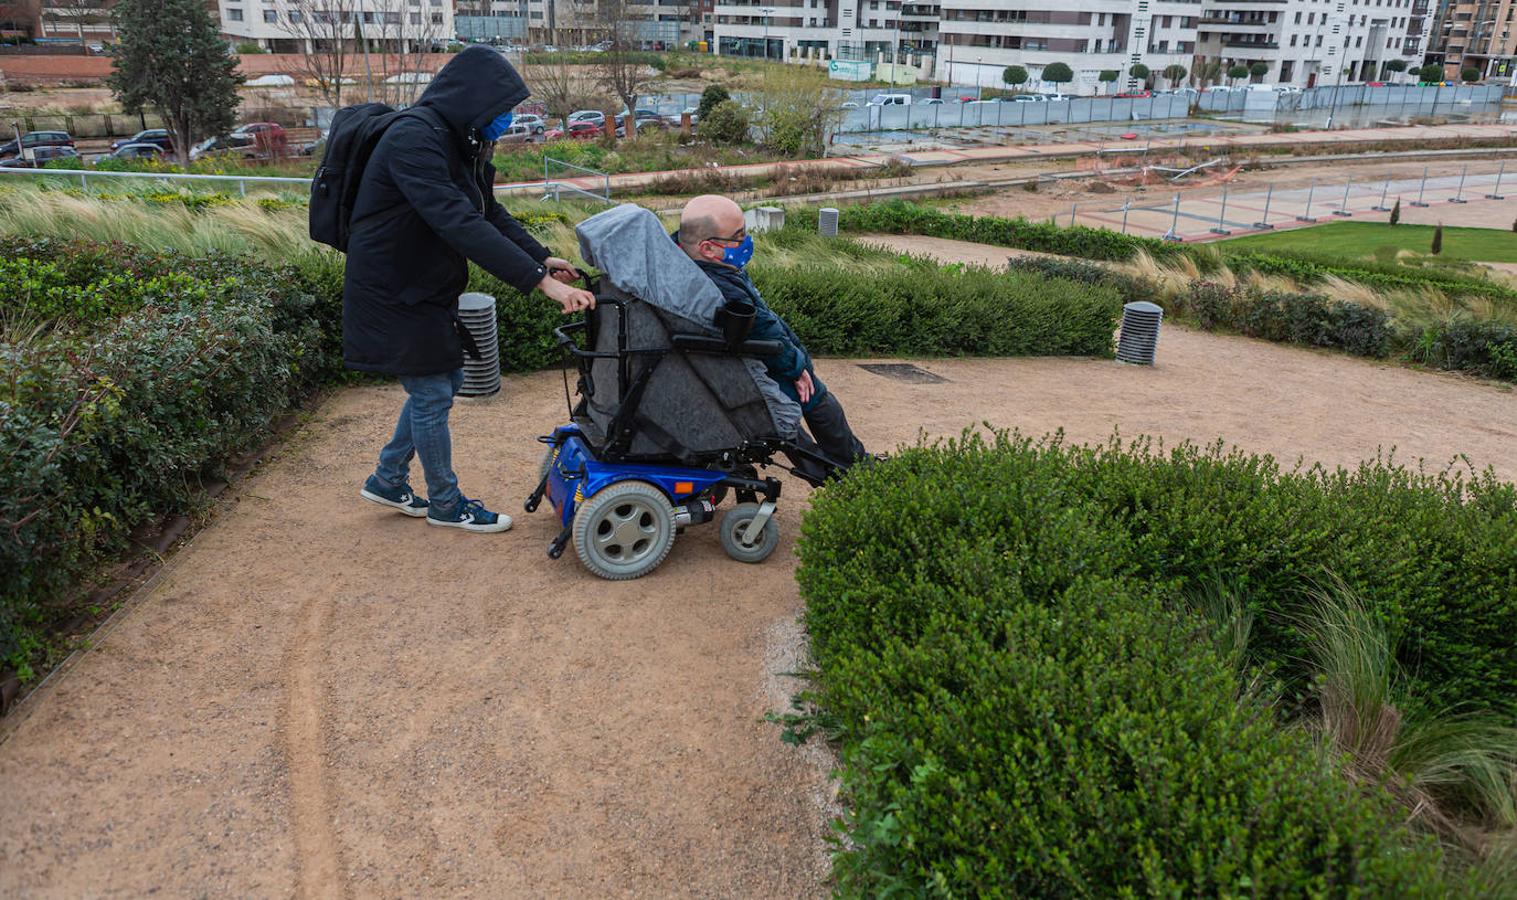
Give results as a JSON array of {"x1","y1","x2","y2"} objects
[
  {"x1": 1430, "y1": 223, "x2": 1443, "y2": 256},
  {"x1": 1389, "y1": 198, "x2": 1401, "y2": 226},
  {"x1": 108, "y1": 0, "x2": 244, "y2": 167}
]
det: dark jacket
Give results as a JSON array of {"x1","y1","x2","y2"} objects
[
  {"x1": 343, "y1": 46, "x2": 550, "y2": 376},
  {"x1": 675, "y1": 232, "x2": 827, "y2": 411}
]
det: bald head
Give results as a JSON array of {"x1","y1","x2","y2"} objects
[{"x1": 679, "y1": 195, "x2": 745, "y2": 264}]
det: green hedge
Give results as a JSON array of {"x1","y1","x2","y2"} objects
[
  {"x1": 797, "y1": 432, "x2": 1517, "y2": 892},
  {"x1": 807, "y1": 434, "x2": 1480, "y2": 892},
  {"x1": 0, "y1": 239, "x2": 329, "y2": 680},
  {"x1": 837, "y1": 199, "x2": 1182, "y2": 262},
  {"x1": 1228, "y1": 249, "x2": 1517, "y2": 306}
]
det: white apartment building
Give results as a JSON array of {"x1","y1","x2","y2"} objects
[
  {"x1": 219, "y1": 0, "x2": 455, "y2": 52},
  {"x1": 938, "y1": 0, "x2": 1200, "y2": 92},
  {"x1": 712, "y1": 0, "x2": 1200, "y2": 93},
  {"x1": 1194, "y1": 0, "x2": 1426, "y2": 86}
]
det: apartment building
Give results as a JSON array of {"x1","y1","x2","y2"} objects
[
  {"x1": 219, "y1": 0, "x2": 455, "y2": 52},
  {"x1": 1428, "y1": 0, "x2": 1517, "y2": 77},
  {"x1": 711, "y1": 0, "x2": 1196, "y2": 93},
  {"x1": 1194, "y1": 0, "x2": 1427, "y2": 87},
  {"x1": 35, "y1": 0, "x2": 119, "y2": 43}
]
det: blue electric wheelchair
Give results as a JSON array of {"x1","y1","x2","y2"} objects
[{"x1": 523, "y1": 272, "x2": 837, "y2": 581}]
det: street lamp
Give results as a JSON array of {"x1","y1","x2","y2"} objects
[
  {"x1": 892, "y1": 2, "x2": 902, "y2": 86},
  {"x1": 760, "y1": 6, "x2": 774, "y2": 61}
]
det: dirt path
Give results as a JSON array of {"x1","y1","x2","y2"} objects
[{"x1": 2, "y1": 333, "x2": 1513, "y2": 897}]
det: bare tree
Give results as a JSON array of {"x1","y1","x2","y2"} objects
[
  {"x1": 589, "y1": 0, "x2": 657, "y2": 136},
  {"x1": 278, "y1": 0, "x2": 360, "y2": 108},
  {"x1": 368, "y1": 0, "x2": 445, "y2": 107},
  {"x1": 0, "y1": 0, "x2": 41, "y2": 39}
]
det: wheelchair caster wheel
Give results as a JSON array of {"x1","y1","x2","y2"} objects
[{"x1": 719, "y1": 503, "x2": 779, "y2": 564}]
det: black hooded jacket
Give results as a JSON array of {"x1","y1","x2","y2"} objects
[{"x1": 342, "y1": 46, "x2": 550, "y2": 376}]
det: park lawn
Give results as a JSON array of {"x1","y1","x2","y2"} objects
[{"x1": 1222, "y1": 221, "x2": 1517, "y2": 263}]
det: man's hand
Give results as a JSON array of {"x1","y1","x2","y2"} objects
[
  {"x1": 544, "y1": 256, "x2": 580, "y2": 284},
  {"x1": 540, "y1": 274, "x2": 596, "y2": 314},
  {"x1": 795, "y1": 369, "x2": 815, "y2": 404}
]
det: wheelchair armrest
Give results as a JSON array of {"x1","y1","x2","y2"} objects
[{"x1": 671, "y1": 334, "x2": 782, "y2": 357}]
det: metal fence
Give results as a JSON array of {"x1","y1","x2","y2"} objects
[
  {"x1": 1059, "y1": 161, "x2": 1515, "y2": 242},
  {"x1": 3, "y1": 107, "x2": 322, "y2": 140}
]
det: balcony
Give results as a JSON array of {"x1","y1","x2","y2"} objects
[
  {"x1": 1199, "y1": 16, "x2": 1276, "y2": 27},
  {"x1": 1224, "y1": 39, "x2": 1280, "y2": 48}
]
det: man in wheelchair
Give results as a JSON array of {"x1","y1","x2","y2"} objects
[{"x1": 672, "y1": 195, "x2": 871, "y2": 482}]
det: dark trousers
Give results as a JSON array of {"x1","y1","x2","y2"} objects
[{"x1": 787, "y1": 390, "x2": 869, "y2": 483}]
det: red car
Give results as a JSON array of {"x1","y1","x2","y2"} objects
[
  {"x1": 545, "y1": 120, "x2": 602, "y2": 141},
  {"x1": 1115, "y1": 90, "x2": 1152, "y2": 99}
]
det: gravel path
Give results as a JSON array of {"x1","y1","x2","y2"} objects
[{"x1": 2, "y1": 332, "x2": 1512, "y2": 896}]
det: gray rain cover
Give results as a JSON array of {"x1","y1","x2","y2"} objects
[{"x1": 575, "y1": 204, "x2": 801, "y2": 454}]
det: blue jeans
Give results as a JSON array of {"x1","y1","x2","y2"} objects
[{"x1": 374, "y1": 369, "x2": 465, "y2": 513}]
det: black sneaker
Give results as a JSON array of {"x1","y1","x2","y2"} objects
[{"x1": 360, "y1": 475, "x2": 429, "y2": 517}]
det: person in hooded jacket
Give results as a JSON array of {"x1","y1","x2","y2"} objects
[
  {"x1": 673, "y1": 195, "x2": 871, "y2": 483},
  {"x1": 347, "y1": 46, "x2": 595, "y2": 533}
]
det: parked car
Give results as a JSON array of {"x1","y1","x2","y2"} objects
[
  {"x1": 1010, "y1": 94, "x2": 1041, "y2": 103},
  {"x1": 545, "y1": 120, "x2": 602, "y2": 140},
  {"x1": 111, "y1": 128, "x2": 174, "y2": 153},
  {"x1": 0, "y1": 130, "x2": 75, "y2": 160},
  {"x1": 866, "y1": 93, "x2": 913, "y2": 107},
  {"x1": 0, "y1": 146, "x2": 80, "y2": 168},
  {"x1": 513, "y1": 113, "x2": 546, "y2": 134},
  {"x1": 839, "y1": 100, "x2": 861, "y2": 109},
  {"x1": 919, "y1": 97, "x2": 944, "y2": 105},
  {"x1": 663, "y1": 106, "x2": 701, "y2": 127},
  {"x1": 1115, "y1": 90, "x2": 1151, "y2": 99},
  {"x1": 193, "y1": 122, "x2": 288, "y2": 159},
  {"x1": 567, "y1": 110, "x2": 606, "y2": 127},
  {"x1": 493, "y1": 122, "x2": 535, "y2": 145},
  {"x1": 614, "y1": 108, "x2": 665, "y2": 135},
  {"x1": 93, "y1": 142, "x2": 166, "y2": 163}
]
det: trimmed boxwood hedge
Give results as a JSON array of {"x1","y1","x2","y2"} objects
[
  {"x1": 0, "y1": 239, "x2": 330, "y2": 680},
  {"x1": 798, "y1": 431, "x2": 1515, "y2": 893}
]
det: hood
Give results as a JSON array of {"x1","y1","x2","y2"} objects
[{"x1": 417, "y1": 46, "x2": 530, "y2": 137}]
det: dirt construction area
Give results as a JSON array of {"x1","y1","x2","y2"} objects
[{"x1": 2, "y1": 326, "x2": 1514, "y2": 896}]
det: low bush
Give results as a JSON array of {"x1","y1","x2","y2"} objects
[
  {"x1": 696, "y1": 99, "x2": 752, "y2": 146},
  {"x1": 797, "y1": 432, "x2": 1492, "y2": 893},
  {"x1": 1, "y1": 240, "x2": 328, "y2": 680},
  {"x1": 837, "y1": 199, "x2": 1184, "y2": 262},
  {"x1": 752, "y1": 260, "x2": 1120, "y2": 359}
]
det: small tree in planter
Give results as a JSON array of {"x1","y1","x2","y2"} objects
[
  {"x1": 1228, "y1": 64, "x2": 1249, "y2": 88},
  {"x1": 1461, "y1": 66, "x2": 1482, "y2": 83},
  {"x1": 1389, "y1": 198, "x2": 1401, "y2": 225},
  {"x1": 1098, "y1": 69, "x2": 1119, "y2": 95},
  {"x1": 1385, "y1": 59, "x2": 1407, "y2": 82},
  {"x1": 1162, "y1": 63, "x2": 1188, "y2": 89},
  {"x1": 1249, "y1": 62, "x2": 1270, "y2": 83},
  {"x1": 1418, "y1": 63, "x2": 1444, "y2": 84},
  {"x1": 1130, "y1": 63, "x2": 1150, "y2": 89},
  {"x1": 1430, "y1": 223, "x2": 1443, "y2": 255},
  {"x1": 1003, "y1": 65, "x2": 1029, "y2": 92},
  {"x1": 1042, "y1": 62, "x2": 1074, "y2": 94}
]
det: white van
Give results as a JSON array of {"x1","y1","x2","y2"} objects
[{"x1": 866, "y1": 93, "x2": 913, "y2": 107}]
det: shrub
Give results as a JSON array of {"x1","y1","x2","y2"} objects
[
  {"x1": 1041, "y1": 62, "x2": 1073, "y2": 86},
  {"x1": 798, "y1": 432, "x2": 1470, "y2": 894},
  {"x1": 837, "y1": 200, "x2": 1182, "y2": 262},
  {"x1": 1175, "y1": 281, "x2": 1393, "y2": 357},
  {"x1": 696, "y1": 99, "x2": 751, "y2": 146},
  {"x1": 1431, "y1": 223, "x2": 1444, "y2": 255},
  {"x1": 695, "y1": 83, "x2": 730, "y2": 121},
  {"x1": 1, "y1": 241, "x2": 327, "y2": 680},
  {"x1": 1001, "y1": 65, "x2": 1027, "y2": 88}
]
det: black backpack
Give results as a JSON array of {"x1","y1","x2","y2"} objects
[{"x1": 308, "y1": 103, "x2": 432, "y2": 252}]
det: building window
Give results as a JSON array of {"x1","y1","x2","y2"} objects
[
  {"x1": 288, "y1": 9, "x2": 302, "y2": 22},
  {"x1": 384, "y1": 11, "x2": 399, "y2": 23},
  {"x1": 431, "y1": 11, "x2": 443, "y2": 23},
  {"x1": 410, "y1": 12, "x2": 421, "y2": 23},
  {"x1": 263, "y1": 8, "x2": 276, "y2": 21},
  {"x1": 227, "y1": 7, "x2": 243, "y2": 20}
]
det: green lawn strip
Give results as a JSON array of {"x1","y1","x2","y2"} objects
[{"x1": 1222, "y1": 221, "x2": 1517, "y2": 264}]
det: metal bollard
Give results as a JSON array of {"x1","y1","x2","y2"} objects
[
  {"x1": 1448, "y1": 164, "x2": 1468, "y2": 204},
  {"x1": 1410, "y1": 165, "x2": 1430, "y2": 207},
  {"x1": 1333, "y1": 178, "x2": 1354, "y2": 217},
  {"x1": 1162, "y1": 192, "x2": 1182, "y2": 242},
  {"x1": 1487, "y1": 161, "x2": 1507, "y2": 200}
]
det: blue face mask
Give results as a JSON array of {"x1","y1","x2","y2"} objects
[
  {"x1": 480, "y1": 110, "x2": 514, "y2": 142},
  {"x1": 722, "y1": 234, "x2": 756, "y2": 269}
]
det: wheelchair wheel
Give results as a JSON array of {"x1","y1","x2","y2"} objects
[
  {"x1": 573, "y1": 480, "x2": 676, "y2": 580},
  {"x1": 719, "y1": 503, "x2": 779, "y2": 564}
]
